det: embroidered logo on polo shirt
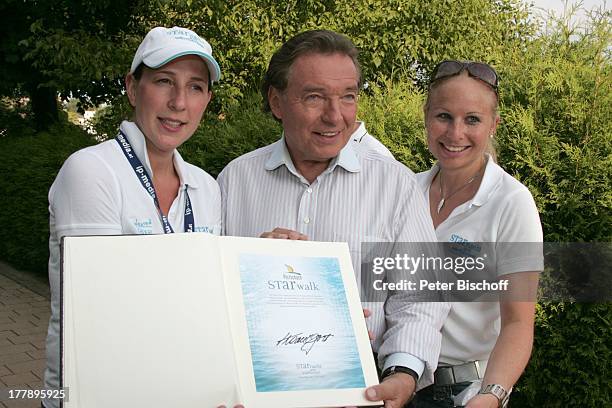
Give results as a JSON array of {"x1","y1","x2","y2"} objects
[
  {"x1": 450, "y1": 233, "x2": 468, "y2": 243},
  {"x1": 132, "y1": 218, "x2": 153, "y2": 234},
  {"x1": 449, "y1": 234, "x2": 482, "y2": 258},
  {"x1": 194, "y1": 225, "x2": 216, "y2": 233}
]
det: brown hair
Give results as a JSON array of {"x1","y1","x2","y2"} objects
[{"x1": 130, "y1": 62, "x2": 212, "y2": 90}]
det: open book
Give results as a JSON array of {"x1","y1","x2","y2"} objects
[{"x1": 61, "y1": 234, "x2": 380, "y2": 407}]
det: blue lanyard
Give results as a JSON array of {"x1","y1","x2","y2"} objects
[{"x1": 116, "y1": 131, "x2": 194, "y2": 233}]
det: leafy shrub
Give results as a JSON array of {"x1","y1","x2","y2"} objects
[
  {"x1": 495, "y1": 8, "x2": 611, "y2": 242},
  {"x1": 500, "y1": 10, "x2": 611, "y2": 405},
  {"x1": 0, "y1": 97, "x2": 36, "y2": 139},
  {"x1": 0, "y1": 120, "x2": 94, "y2": 273},
  {"x1": 357, "y1": 80, "x2": 432, "y2": 172},
  {"x1": 510, "y1": 303, "x2": 612, "y2": 407},
  {"x1": 89, "y1": 97, "x2": 133, "y2": 140},
  {"x1": 179, "y1": 92, "x2": 281, "y2": 177}
]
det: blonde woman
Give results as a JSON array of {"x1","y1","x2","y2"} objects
[{"x1": 412, "y1": 61, "x2": 542, "y2": 408}]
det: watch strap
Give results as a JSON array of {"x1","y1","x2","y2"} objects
[
  {"x1": 479, "y1": 383, "x2": 509, "y2": 407},
  {"x1": 381, "y1": 365, "x2": 419, "y2": 383}
]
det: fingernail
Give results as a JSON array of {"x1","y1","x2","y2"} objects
[{"x1": 366, "y1": 388, "x2": 377, "y2": 399}]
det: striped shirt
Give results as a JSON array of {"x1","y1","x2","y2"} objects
[{"x1": 218, "y1": 138, "x2": 449, "y2": 388}]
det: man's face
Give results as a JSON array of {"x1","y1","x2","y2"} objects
[{"x1": 269, "y1": 53, "x2": 359, "y2": 171}]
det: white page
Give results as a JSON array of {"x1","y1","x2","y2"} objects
[{"x1": 62, "y1": 233, "x2": 239, "y2": 407}]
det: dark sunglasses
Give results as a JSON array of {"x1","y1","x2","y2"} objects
[{"x1": 429, "y1": 60, "x2": 499, "y2": 93}]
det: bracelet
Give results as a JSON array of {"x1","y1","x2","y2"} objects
[{"x1": 479, "y1": 383, "x2": 508, "y2": 407}]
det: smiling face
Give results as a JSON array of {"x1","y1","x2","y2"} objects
[
  {"x1": 268, "y1": 52, "x2": 359, "y2": 176},
  {"x1": 425, "y1": 71, "x2": 499, "y2": 175},
  {"x1": 126, "y1": 55, "x2": 212, "y2": 159}
]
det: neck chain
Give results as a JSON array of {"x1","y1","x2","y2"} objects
[{"x1": 437, "y1": 167, "x2": 483, "y2": 214}]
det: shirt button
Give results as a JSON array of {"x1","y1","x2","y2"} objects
[
  {"x1": 307, "y1": 188, "x2": 313, "y2": 193},
  {"x1": 303, "y1": 217, "x2": 310, "y2": 224}
]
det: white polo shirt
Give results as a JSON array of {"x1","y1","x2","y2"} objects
[
  {"x1": 43, "y1": 121, "x2": 221, "y2": 408},
  {"x1": 351, "y1": 121, "x2": 394, "y2": 158},
  {"x1": 416, "y1": 157, "x2": 543, "y2": 366}
]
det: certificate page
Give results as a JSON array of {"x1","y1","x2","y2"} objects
[
  {"x1": 219, "y1": 237, "x2": 379, "y2": 408},
  {"x1": 240, "y1": 254, "x2": 364, "y2": 391}
]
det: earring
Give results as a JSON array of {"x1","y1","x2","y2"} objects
[{"x1": 489, "y1": 134, "x2": 494, "y2": 139}]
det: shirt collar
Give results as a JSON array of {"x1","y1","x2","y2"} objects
[
  {"x1": 264, "y1": 137, "x2": 293, "y2": 171},
  {"x1": 351, "y1": 121, "x2": 367, "y2": 143},
  {"x1": 417, "y1": 164, "x2": 438, "y2": 196},
  {"x1": 419, "y1": 154, "x2": 502, "y2": 209},
  {"x1": 119, "y1": 120, "x2": 199, "y2": 189},
  {"x1": 471, "y1": 155, "x2": 503, "y2": 206},
  {"x1": 264, "y1": 135, "x2": 361, "y2": 176}
]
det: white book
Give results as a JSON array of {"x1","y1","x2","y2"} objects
[{"x1": 61, "y1": 233, "x2": 380, "y2": 407}]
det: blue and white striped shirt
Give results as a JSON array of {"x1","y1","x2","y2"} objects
[{"x1": 218, "y1": 137, "x2": 449, "y2": 388}]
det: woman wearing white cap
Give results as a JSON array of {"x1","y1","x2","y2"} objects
[{"x1": 42, "y1": 27, "x2": 228, "y2": 408}]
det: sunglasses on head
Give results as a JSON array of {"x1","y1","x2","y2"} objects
[{"x1": 429, "y1": 60, "x2": 499, "y2": 93}]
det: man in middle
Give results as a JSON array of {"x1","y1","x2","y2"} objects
[{"x1": 218, "y1": 29, "x2": 448, "y2": 407}]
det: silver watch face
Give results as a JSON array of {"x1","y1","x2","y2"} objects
[{"x1": 481, "y1": 383, "x2": 507, "y2": 401}]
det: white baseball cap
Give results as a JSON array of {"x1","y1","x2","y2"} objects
[{"x1": 130, "y1": 26, "x2": 221, "y2": 83}]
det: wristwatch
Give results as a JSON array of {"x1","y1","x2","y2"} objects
[
  {"x1": 479, "y1": 383, "x2": 509, "y2": 407},
  {"x1": 381, "y1": 365, "x2": 419, "y2": 383}
]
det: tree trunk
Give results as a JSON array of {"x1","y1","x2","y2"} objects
[{"x1": 28, "y1": 84, "x2": 58, "y2": 131}]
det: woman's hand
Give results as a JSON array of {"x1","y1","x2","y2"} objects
[{"x1": 465, "y1": 393, "x2": 499, "y2": 408}]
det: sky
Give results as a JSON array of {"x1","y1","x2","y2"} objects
[{"x1": 526, "y1": 0, "x2": 610, "y2": 27}]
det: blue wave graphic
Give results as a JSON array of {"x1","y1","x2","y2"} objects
[{"x1": 239, "y1": 254, "x2": 366, "y2": 391}]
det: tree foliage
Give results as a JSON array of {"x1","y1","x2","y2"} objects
[
  {"x1": 3, "y1": 0, "x2": 534, "y2": 128},
  {"x1": 495, "y1": 6, "x2": 611, "y2": 242},
  {"x1": 0, "y1": 0, "x2": 139, "y2": 128}
]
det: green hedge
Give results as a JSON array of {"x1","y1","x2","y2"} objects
[
  {"x1": 0, "y1": 117, "x2": 94, "y2": 274},
  {"x1": 511, "y1": 303, "x2": 611, "y2": 407},
  {"x1": 181, "y1": 93, "x2": 282, "y2": 178}
]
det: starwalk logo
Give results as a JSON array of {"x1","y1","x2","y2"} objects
[
  {"x1": 267, "y1": 263, "x2": 319, "y2": 291},
  {"x1": 283, "y1": 264, "x2": 302, "y2": 280}
]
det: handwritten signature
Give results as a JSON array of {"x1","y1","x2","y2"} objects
[{"x1": 276, "y1": 332, "x2": 334, "y2": 355}]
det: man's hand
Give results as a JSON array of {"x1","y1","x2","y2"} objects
[
  {"x1": 365, "y1": 372, "x2": 416, "y2": 408},
  {"x1": 465, "y1": 393, "x2": 499, "y2": 408},
  {"x1": 260, "y1": 227, "x2": 308, "y2": 240}
]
